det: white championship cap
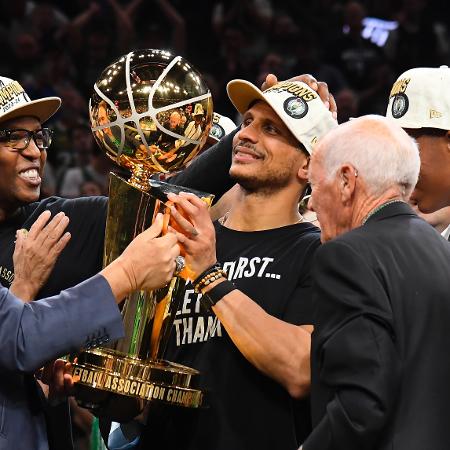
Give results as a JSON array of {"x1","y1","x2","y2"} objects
[
  {"x1": 386, "y1": 65, "x2": 450, "y2": 130},
  {"x1": 208, "y1": 112, "x2": 236, "y2": 143},
  {"x1": 0, "y1": 76, "x2": 61, "y2": 125},
  {"x1": 227, "y1": 79, "x2": 337, "y2": 154}
]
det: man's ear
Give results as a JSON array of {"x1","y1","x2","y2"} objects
[
  {"x1": 297, "y1": 155, "x2": 310, "y2": 182},
  {"x1": 339, "y1": 164, "x2": 357, "y2": 203}
]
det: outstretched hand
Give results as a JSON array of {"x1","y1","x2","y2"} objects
[
  {"x1": 10, "y1": 210, "x2": 71, "y2": 301},
  {"x1": 102, "y1": 213, "x2": 181, "y2": 302},
  {"x1": 261, "y1": 73, "x2": 337, "y2": 120}
]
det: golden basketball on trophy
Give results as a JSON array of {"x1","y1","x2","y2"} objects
[{"x1": 69, "y1": 49, "x2": 213, "y2": 410}]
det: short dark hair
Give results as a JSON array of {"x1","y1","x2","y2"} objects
[
  {"x1": 407, "y1": 127, "x2": 448, "y2": 138},
  {"x1": 298, "y1": 142, "x2": 309, "y2": 157}
]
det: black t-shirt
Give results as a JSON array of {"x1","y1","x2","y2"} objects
[
  {"x1": 140, "y1": 221, "x2": 321, "y2": 450},
  {"x1": 0, "y1": 196, "x2": 107, "y2": 298}
]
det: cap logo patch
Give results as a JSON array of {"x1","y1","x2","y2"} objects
[
  {"x1": 283, "y1": 96, "x2": 308, "y2": 119},
  {"x1": 429, "y1": 109, "x2": 443, "y2": 119},
  {"x1": 391, "y1": 93, "x2": 409, "y2": 119},
  {"x1": 210, "y1": 123, "x2": 225, "y2": 140}
]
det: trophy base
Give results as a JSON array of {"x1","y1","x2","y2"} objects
[{"x1": 70, "y1": 348, "x2": 203, "y2": 408}]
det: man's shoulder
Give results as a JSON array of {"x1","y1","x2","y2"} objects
[
  {"x1": 24, "y1": 196, "x2": 108, "y2": 221},
  {"x1": 294, "y1": 222, "x2": 321, "y2": 241},
  {"x1": 316, "y1": 214, "x2": 434, "y2": 262},
  {"x1": 29, "y1": 195, "x2": 107, "y2": 211},
  {"x1": 279, "y1": 222, "x2": 321, "y2": 249},
  {"x1": 315, "y1": 228, "x2": 368, "y2": 264}
]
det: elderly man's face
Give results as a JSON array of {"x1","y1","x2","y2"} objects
[
  {"x1": 0, "y1": 116, "x2": 47, "y2": 211},
  {"x1": 308, "y1": 150, "x2": 349, "y2": 242},
  {"x1": 407, "y1": 130, "x2": 450, "y2": 213},
  {"x1": 169, "y1": 112, "x2": 181, "y2": 129}
]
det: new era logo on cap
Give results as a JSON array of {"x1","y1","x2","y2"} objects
[
  {"x1": 226, "y1": 79, "x2": 337, "y2": 154},
  {"x1": 0, "y1": 76, "x2": 61, "y2": 125},
  {"x1": 430, "y1": 109, "x2": 443, "y2": 119},
  {"x1": 386, "y1": 66, "x2": 450, "y2": 130}
]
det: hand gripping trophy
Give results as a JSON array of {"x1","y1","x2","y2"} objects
[{"x1": 69, "y1": 49, "x2": 213, "y2": 410}]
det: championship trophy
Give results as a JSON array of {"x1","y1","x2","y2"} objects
[{"x1": 69, "y1": 49, "x2": 213, "y2": 410}]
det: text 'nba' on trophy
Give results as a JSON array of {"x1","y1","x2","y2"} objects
[{"x1": 69, "y1": 49, "x2": 213, "y2": 410}]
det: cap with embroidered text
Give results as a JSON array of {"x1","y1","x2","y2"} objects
[
  {"x1": 386, "y1": 66, "x2": 450, "y2": 130},
  {"x1": 227, "y1": 79, "x2": 337, "y2": 154},
  {"x1": 0, "y1": 76, "x2": 61, "y2": 125}
]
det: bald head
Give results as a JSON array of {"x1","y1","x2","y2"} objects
[{"x1": 314, "y1": 115, "x2": 420, "y2": 199}]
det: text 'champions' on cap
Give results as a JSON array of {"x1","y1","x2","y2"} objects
[{"x1": 0, "y1": 76, "x2": 61, "y2": 125}]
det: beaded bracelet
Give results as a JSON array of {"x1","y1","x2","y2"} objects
[
  {"x1": 193, "y1": 264, "x2": 228, "y2": 293},
  {"x1": 196, "y1": 270, "x2": 227, "y2": 293},
  {"x1": 192, "y1": 263, "x2": 222, "y2": 288}
]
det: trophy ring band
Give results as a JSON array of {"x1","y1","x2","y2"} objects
[{"x1": 174, "y1": 255, "x2": 186, "y2": 275}]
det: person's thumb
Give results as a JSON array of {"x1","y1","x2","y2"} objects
[
  {"x1": 142, "y1": 213, "x2": 164, "y2": 239},
  {"x1": 261, "y1": 73, "x2": 278, "y2": 90}
]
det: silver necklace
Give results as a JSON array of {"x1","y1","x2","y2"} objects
[{"x1": 362, "y1": 199, "x2": 404, "y2": 226}]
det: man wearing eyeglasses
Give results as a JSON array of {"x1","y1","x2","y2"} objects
[{"x1": 0, "y1": 77, "x2": 110, "y2": 450}]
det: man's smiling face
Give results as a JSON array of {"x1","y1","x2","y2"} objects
[
  {"x1": 230, "y1": 101, "x2": 307, "y2": 194},
  {"x1": 0, "y1": 116, "x2": 47, "y2": 212}
]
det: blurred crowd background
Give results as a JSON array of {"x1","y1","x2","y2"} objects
[{"x1": 1, "y1": 0, "x2": 449, "y2": 201}]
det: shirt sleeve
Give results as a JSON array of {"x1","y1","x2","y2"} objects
[
  {"x1": 0, "y1": 274, "x2": 124, "y2": 372},
  {"x1": 304, "y1": 240, "x2": 400, "y2": 450}
]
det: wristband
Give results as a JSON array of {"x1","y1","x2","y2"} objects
[{"x1": 201, "y1": 279, "x2": 236, "y2": 310}]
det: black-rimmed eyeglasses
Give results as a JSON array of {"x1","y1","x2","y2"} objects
[{"x1": 0, "y1": 128, "x2": 53, "y2": 151}]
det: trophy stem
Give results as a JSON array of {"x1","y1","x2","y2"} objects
[{"x1": 128, "y1": 163, "x2": 152, "y2": 191}]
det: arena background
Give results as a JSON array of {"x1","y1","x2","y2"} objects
[{"x1": 0, "y1": 0, "x2": 448, "y2": 200}]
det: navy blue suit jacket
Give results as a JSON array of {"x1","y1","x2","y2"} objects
[{"x1": 0, "y1": 274, "x2": 124, "y2": 450}]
